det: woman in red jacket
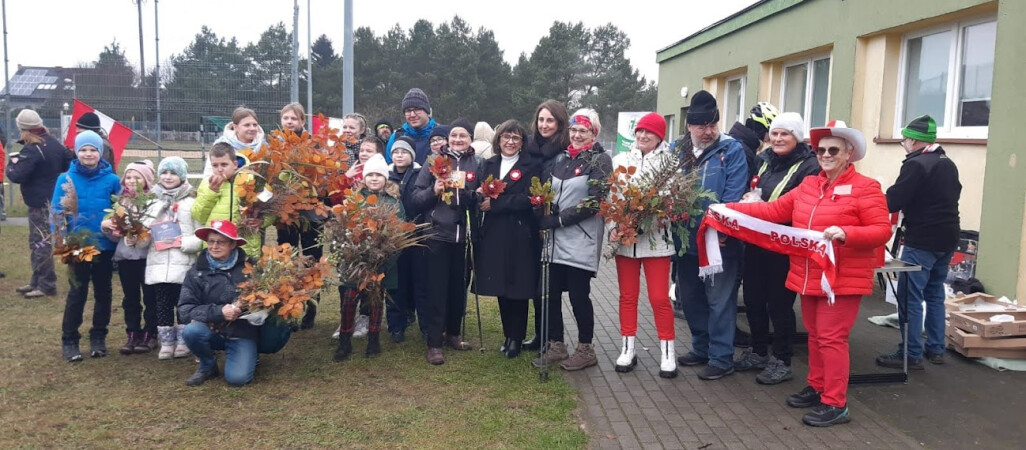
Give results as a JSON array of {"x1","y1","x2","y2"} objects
[{"x1": 727, "y1": 121, "x2": 891, "y2": 427}]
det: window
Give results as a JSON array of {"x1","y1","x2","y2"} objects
[
  {"x1": 898, "y1": 18, "x2": 995, "y2": 138},
  {"x1": 781, "y1": 55, "x2": 831, "y2": 129},
  {"x1": 723, "y1": 76, "x2": 745, "y2": 130},
  {"x1": 664, "y1": 114, "x2": 676, "y2": 141}
]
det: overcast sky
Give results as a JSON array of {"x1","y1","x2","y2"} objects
[{"x1": 3, "y1": 0, "x2": 756, "y2": 84}]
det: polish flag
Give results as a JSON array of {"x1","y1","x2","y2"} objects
[
  {"x1": 312, "y1": 115, "x2": 345, "y2": 136},
  {"x1": 64, "y1": 99, "x2": 133, "y2": 168}
]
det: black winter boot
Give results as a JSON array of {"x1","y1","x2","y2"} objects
[
  {"x1": 366, "y1": 332, "x2": 381, "y2": 358},
  {"x1": 334, "y1": 333, "x2": 353, "y2": 362},
  {"x1": 300, "y1": 302, "x2": 317, "y2": 330}
]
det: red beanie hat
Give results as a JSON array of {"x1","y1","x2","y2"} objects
[{"x1": 635, "y1": 112, "x2": 666, "y2": 141}]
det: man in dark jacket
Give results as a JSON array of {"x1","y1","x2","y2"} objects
[
  {"x1": 877, "y1": 115, "x2": 961, "y2": 369},
  {"x1": 6, "y1": 109, "x2": 74, "y2": 298},
  {"x1": 673, "y1": 90, "x2": 749, "y2": 381},
  {"x1": 179, "y1": 220, "x2": 259, "y2": 387},
  {"x1": 385, "y1": 88, "x2": 437, "y2": 165}
]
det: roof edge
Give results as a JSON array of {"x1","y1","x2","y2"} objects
[{"x1": 656, "y1": 0, "x2": 808, "y2": 63}]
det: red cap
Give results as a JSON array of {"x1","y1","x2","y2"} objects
[{"x1": 635, "y1": 112, "x2": 666, "y2": 141}]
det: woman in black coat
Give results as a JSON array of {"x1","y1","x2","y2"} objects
[
  {"x1": 474, "y1": 120, "x2": 541, "y2": 358},
  {"x1": 521, "y1": 99, "x2": 570, "y2": 350}
]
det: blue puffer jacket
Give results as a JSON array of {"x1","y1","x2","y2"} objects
[
  {"x1": 51, "y1": 159, "x2": 122, "y2": 252},
  {"x1": 385, "y1": 118, "x2": 436, "y2": 165},
  {"x1": 675, "y1": 133, "x2": 748, "y2": 255}
]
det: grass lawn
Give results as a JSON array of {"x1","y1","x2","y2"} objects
[{"x1": 0, "y1": 225, "x2": 586, "y2": 448}]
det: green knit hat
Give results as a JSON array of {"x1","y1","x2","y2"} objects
[{"x1": 901, "y1": 115, "x2": 937, "y2": 143}]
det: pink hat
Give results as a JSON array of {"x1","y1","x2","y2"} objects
[
  {"x1": 809, "y1": 120, "x2": 867, "y2": 162},
  {"x1": 123, "y1": 160, "x2": 156, "y2": 193}
]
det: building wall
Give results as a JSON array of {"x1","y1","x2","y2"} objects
[{"x1": 657, "y1": 0, "x2": 1026, "y2": 296}]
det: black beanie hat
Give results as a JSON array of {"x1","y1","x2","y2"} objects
[
  {"x1": 401, "y1": 88, "x2": 431, "y2": 113},
  {"x1": 449, "y1": 118, "x2": 474, "y2": 140},
  {"x1": 374, "y1": 117, "x2": 393, "y2": 132},
  {"x1": 687, "y1": 90, "x2": 720, "y2": 125},
  {"x1": 76, "y1": 112, "x2": 102, "y2": 131},
  {"x1": 429, "y1": 125, "x2": 451, "y2": 141}
]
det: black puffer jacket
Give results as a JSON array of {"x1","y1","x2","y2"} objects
[
  {"x1": 751, "y1": 142, "x2": 821, "y2": 207},
  {"x1": 177, "y1": 249, "x2": 259, "y2": 340},
  {"x1": 886, "y1": 145, "x2": 961, "y2": 252},
  {"x1": 389, "y1": 164, "x2": 423, "y2": 223},
  {"x1": 410, "y1": 149, "x2": 482, "y2": 244},
  {"x1": 524, "y1": 133, "x2": 565, "y2": 175},
  {"x1": 6, "y1": 134, "x2": 74, "y2": 207}
]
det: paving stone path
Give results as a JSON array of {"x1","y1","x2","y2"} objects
[{"x1": 556, "y1": 260, "x2": 921, "y2": 449}]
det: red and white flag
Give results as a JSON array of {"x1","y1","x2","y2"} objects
[
  {"x1": 312, "y1": 115, "x2": 345, "y2": 135},
  {"x1": 64, "y1": 99, "x2": 133, "y2": 168},
  {"x1": 698, "y1": 204, "x2": 838, "y2": 303}
]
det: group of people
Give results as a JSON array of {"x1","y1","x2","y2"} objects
[{"x1": 5, "y1": 84, "x2": 961, "y2": 428}]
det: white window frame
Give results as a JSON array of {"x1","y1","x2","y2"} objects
[
  {"x1": 664, "y1": 114, "x2": 676, "y2": 142},
  {"x1": 722, "y1": 75, "x2": 746, "y2": 132},
  {"x1": 895, "y1": 16, "x2": 996, "y2": 140},
  {"x1": 779, "y1": 53, "x2": 832, "y2": 130}
]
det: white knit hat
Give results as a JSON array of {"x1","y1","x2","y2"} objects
[
  {"x1": 362, "y1": 154, "x2": 389, "y2": 178},
  {"x1": 769, "y1": 112, "x2": 806, "y2": 142}
]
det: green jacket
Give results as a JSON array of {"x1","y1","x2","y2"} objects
[{"x1": 191, "y1": 155, "x2": 266, "y2": 257}]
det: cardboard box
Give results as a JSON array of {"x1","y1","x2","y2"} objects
[
  {"x1": 949, "y1": 311, "x2": 1026, "y2": 338},
  {"x1": 944, "y1": 293, "x2": 1023, "y2": 313},
  {"x1": 945, "y1": 324, "x2": 1026, "y2": 349},
  {"x1": 947, "y1": 337, "x2": 1026, "y2": 359}
]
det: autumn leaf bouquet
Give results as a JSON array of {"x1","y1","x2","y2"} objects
[
  {"x1": 104, "y1": 185, "x2": 156, "y2": 240},
  {"x1": 234, "y1": 243, "x2": 333, "y2": 322},
  {"x1": 48, "y1": 179, "x2": 102, "y2": 264},
  {"x1": 479, "y1": 175, "x2": 507, "y2": 199},
  {"x1": 426, "y1": 154, "x2": 456, "y2": 205},
  {"x1": 529, "y1": 176, "x2": 555, "y2": 214},
  {"x1": 595, "y1": 154, "x2": 716, "y2": 258},
  {"x1": 234, "y1": 119, "x2": 352, "y2": 235},
  {"x1": 319, "y1": 189, "x2": 429, "y2": 306}
]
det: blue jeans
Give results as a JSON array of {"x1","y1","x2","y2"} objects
[
  {"x1": 182, "y1": 322, "x2": 258, "y2": 387},
  {"x1": 678, "y1": 246, "x2": 741, "y2": 370},
  {"x1": 897, "y1": 247, "x2": 953, "y2": 359}
]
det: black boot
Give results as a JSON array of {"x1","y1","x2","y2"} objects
[
  {"x1": 505, "y1": 340, "x2": 523, "y2": 359},
  {"x1": 89, "y1": 335, "x2": 107, "y2": 358},
  {"x1": 523, "y1": 335, "x2": 541, "y2": 351},
  {"x1": 185, "y1": 363, "x2": 220, "y2": 387},
  {"x1": 334, "y1": 333, "x2": 353, "y2": 362},
  {"x1": 366, "y1": 332, "x2": 381, "y2": 358},
  {"x1": 500, "y1": 337, "x2": 511, "y2": 354},
  {"x1": 300, "y1": 302, "x2": 317, "y2": 330}
]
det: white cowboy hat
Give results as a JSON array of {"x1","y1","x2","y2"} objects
[{"x1": 809, "y1": 120, "x2": 867, "y2": 162}]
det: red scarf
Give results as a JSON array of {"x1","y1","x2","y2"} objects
[
  {"x1": 567, "y1": 141, "x2": 594, "y2": 159},
  {"x1": 698, "y1": 204, "x2": 837, "y2": 303}
]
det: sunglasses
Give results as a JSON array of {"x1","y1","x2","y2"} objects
[{"x1": 814, "y1": 146, "x2": 843, "y2": 156}]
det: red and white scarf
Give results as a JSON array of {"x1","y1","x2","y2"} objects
[{"x1": 698, "y1": 204, "x2": 838, "y2": 303}]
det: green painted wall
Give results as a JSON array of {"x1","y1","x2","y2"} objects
[
  {"x1": 977, "y1": 0, "x2": 1026, "y2": 297},
  {"x1": 657, "y1": 0, "x2": 995, "y2": 125}
]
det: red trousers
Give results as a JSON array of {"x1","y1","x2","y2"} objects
[
  {"x1": 801, "y1": 294, "x2": 861, "y2": 408},
  {"x1": 615, "y1": 256, "x2": 674, "y2": 340}
]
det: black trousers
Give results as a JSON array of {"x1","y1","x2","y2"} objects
[
  {"x1": 398, "y1": 246, "x2": 428, "y2": 332},
  {"x1": 118, "y1": 259, "x2": 156, "y2": 334},
  {"x1": 153, "y1": 283, "x2": 183, "y2": 327},
  {"x1": 424, "y1": 240, "x2": 468, "y2": 348},
  {"x1": 742, "y1": 245, "x2": 797, "y2": 364},
  {"x1": 544, "y1": 263, "x2": 595, "y2": 344},
  {"x1": 62, "y1": 251, "x2": 115, "y2": 344},
  {"x1": 498, "y1": 297, "x2": 529, "y2": 341}
]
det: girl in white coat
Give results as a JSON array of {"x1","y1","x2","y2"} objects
[
  {"x1": 144, "y1": 157, "x2": 202, "y2": 359},
  {"x1": 608, "y1": 113, "x2": 678, "y2": 378}
]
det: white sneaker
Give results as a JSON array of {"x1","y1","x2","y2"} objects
[
  {"x1": 669, "y1": 282, "x2": 677, "y2": 301},
  {"x1": 353, "y1": 315, "x2": 369, "y2": 338},
  {"x1": 331, "y1": 325, "x2": 341, "y2": 340}
]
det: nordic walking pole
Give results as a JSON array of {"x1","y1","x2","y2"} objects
[
  {"x1": 466, "y1": 211, "x2": 485, "y2": 352},
  {"x1": 539, "y1": 228, "x2": 551, "y2": 382}
]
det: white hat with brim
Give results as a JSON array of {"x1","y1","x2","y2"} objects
[{"x1": 809, "y1": 120, "x2": 867, "y2": 162}]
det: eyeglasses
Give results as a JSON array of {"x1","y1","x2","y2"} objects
[
  {"x1": 501, "y1": 134, "x2": 522, "y2": 143},
  {"x1": 814, "y1": 146, "x2": 843, "y2": 156},
  {"x1": 207, "y1": 238, "x2": 233, "y2": 247},
  {"x1": 403, "y1": 108, "x2": 422, "y2": 115},
  {"x1": 689, "y1": 123, "x2": 718, "y2": 133},
  {"x1": 430, "y1": 137, "x2": 447, "y2": 144},
  {"x1": 569, "y1": 127, "x2": 592, "y2": 135}
]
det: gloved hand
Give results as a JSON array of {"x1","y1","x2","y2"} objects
[{"x1": 538, "y1": 214, "x2": 560, "y2": 230}]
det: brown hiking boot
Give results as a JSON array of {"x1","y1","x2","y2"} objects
[
  {"x1": 444, "y1": 334, "x2": 472, "y2": 351},
  {"x1": 531, "y1": 341, "x2": 569, "y2": 367},
  {"x1": 561, "y1": 343, "x2": 598, "y2": 371},
  {"x1": 427, "y1": 347, "x2": 445, "y2": 365}
]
